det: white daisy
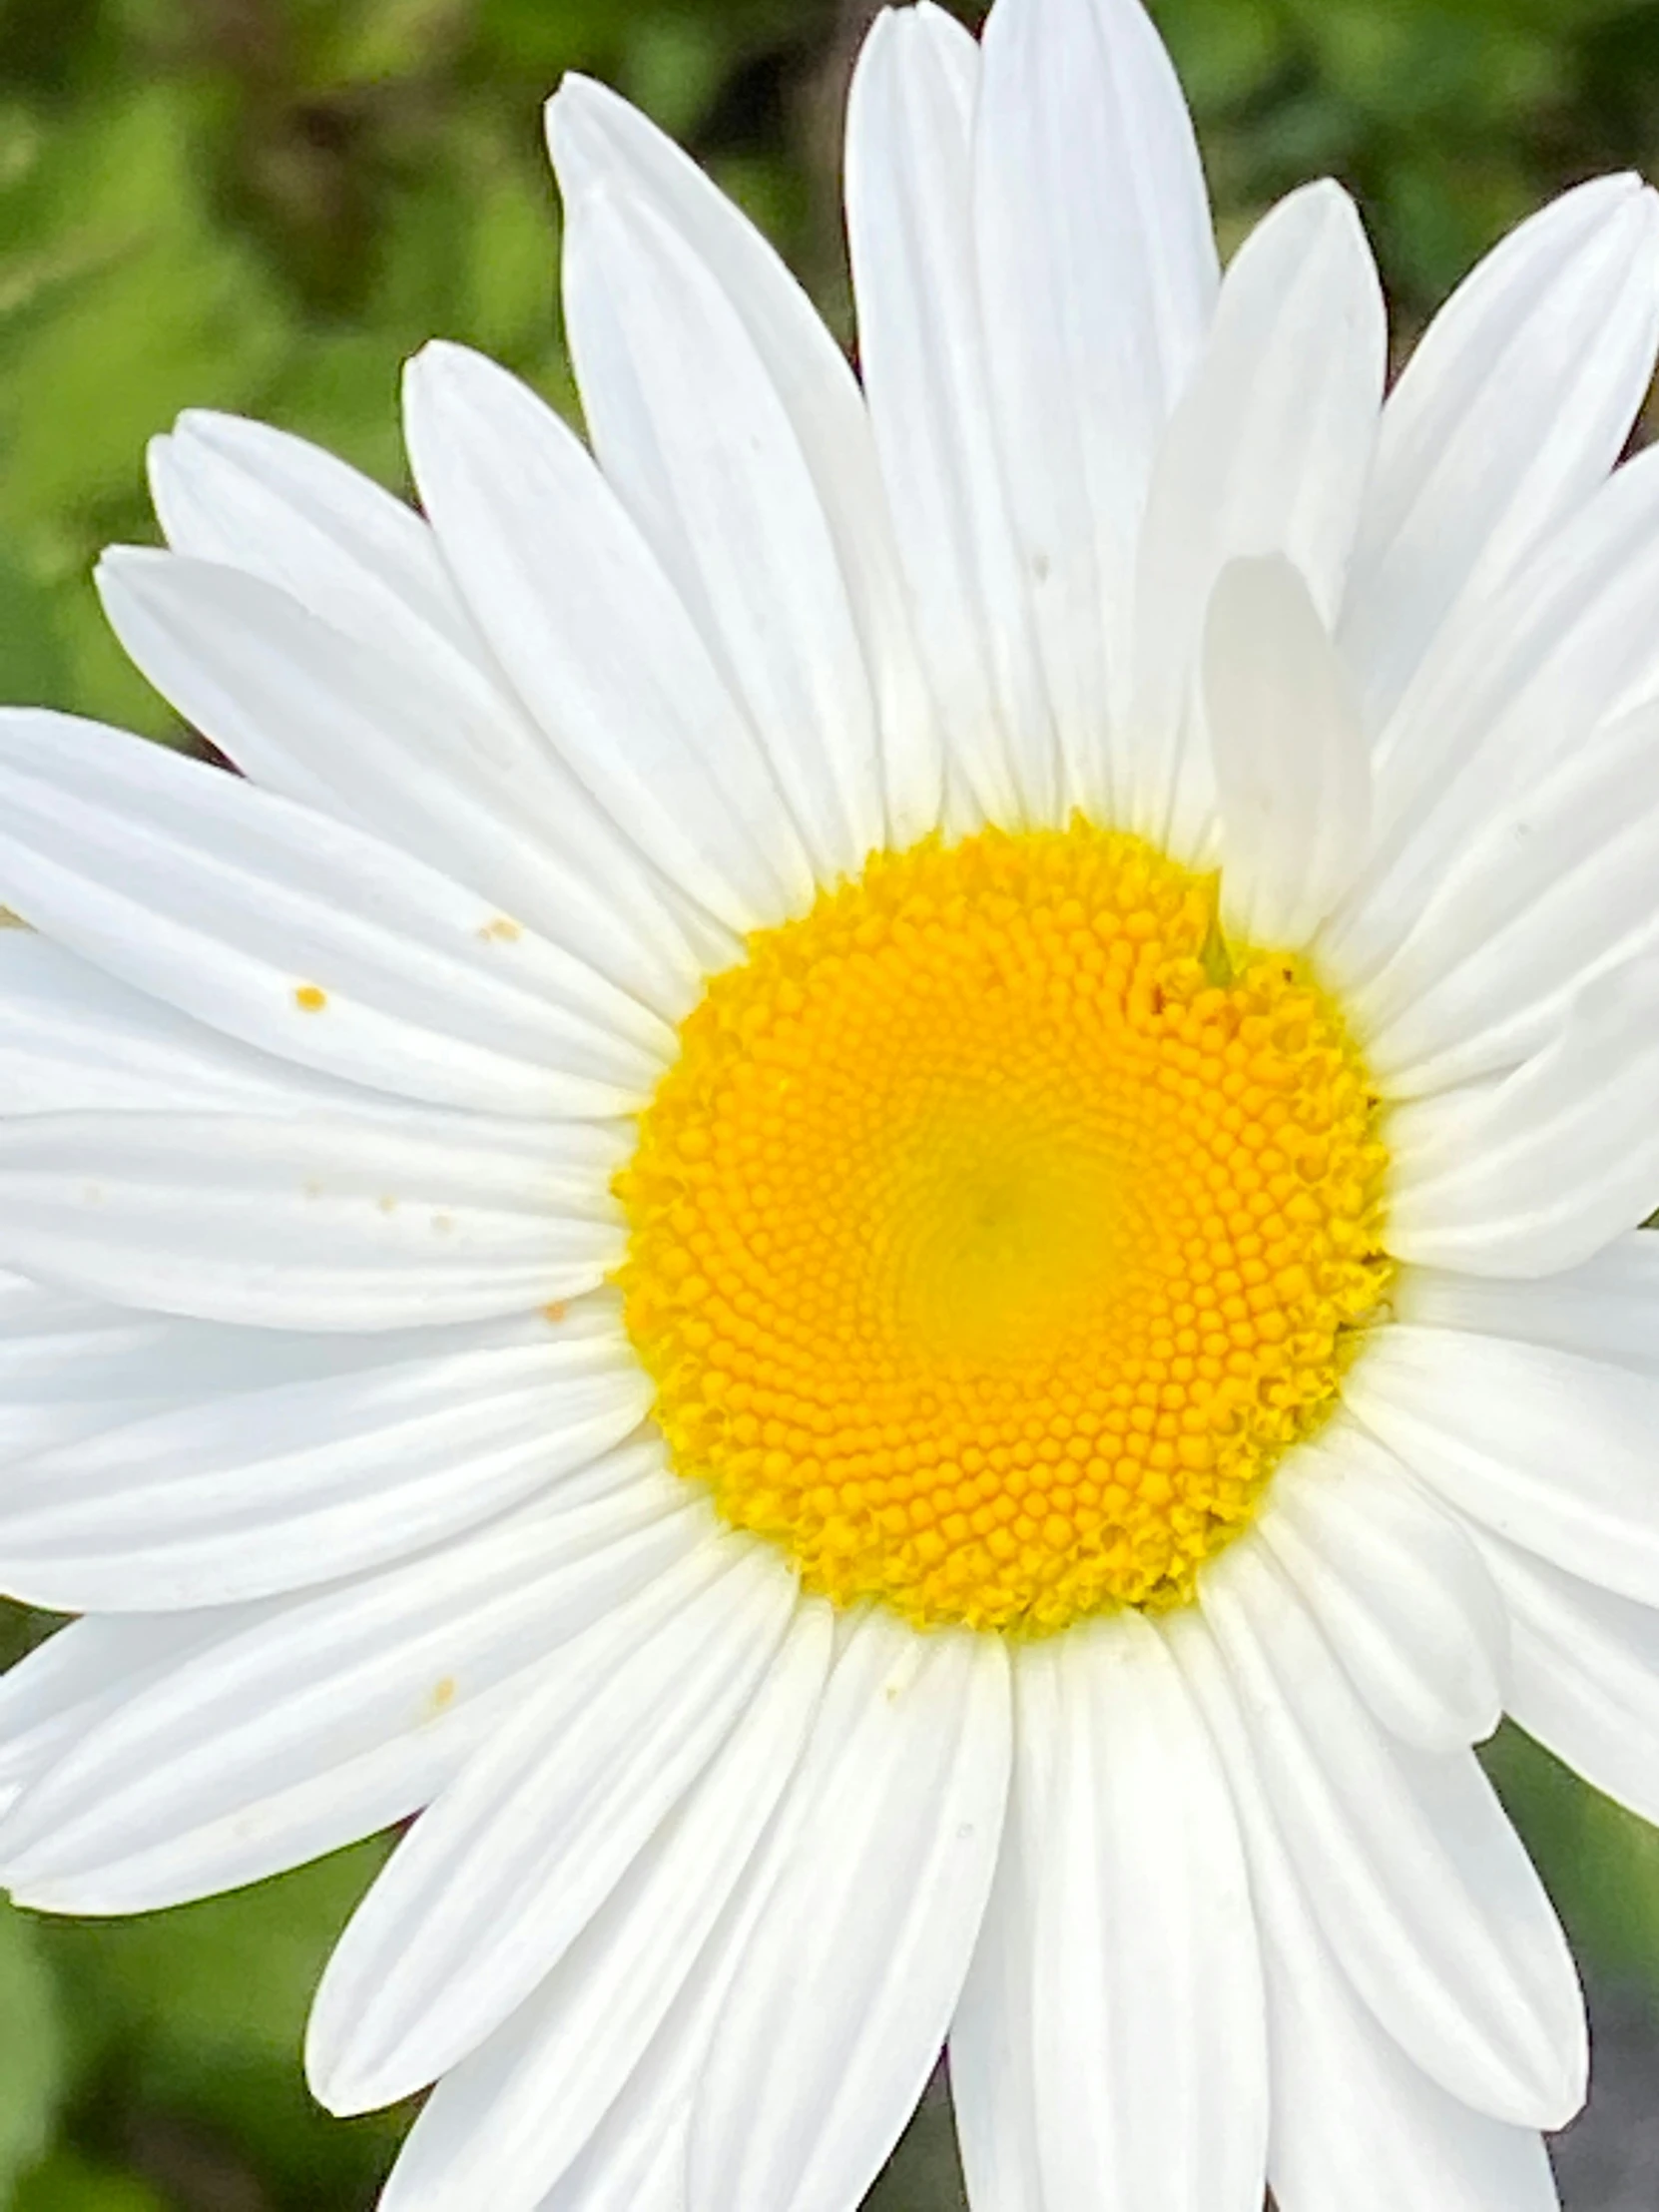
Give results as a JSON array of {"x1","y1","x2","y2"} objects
[{"x1": 2, "y1": 1, "x2": 1659, "y2": 2206}]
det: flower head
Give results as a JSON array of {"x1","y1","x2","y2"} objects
[{"x1": 0, "y1": 2, "x2": 1658, "y2": 2207}]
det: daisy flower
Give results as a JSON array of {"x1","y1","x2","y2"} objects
[{"x1": 2, "y1": 0, "x2": 1659, "y2": 2205}]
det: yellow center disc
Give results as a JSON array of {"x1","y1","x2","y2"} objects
[{"x1": 617, "y1": 822, "x2": 1391, "y2": 1636}]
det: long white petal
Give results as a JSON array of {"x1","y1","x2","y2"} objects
[
  {"x1": 150, "y1": 407, "x2": 495, "y2": 671},
  {"x1": 559, "y1": 184, "x2": 886, "y2": 880},
  {"x1": 0, "y1": 1467, "x2": 701, "y2": 1913},
  {"x1": 402, "y1": 341, "x2": 815, "y2": 930},
  {"x1": 0, "y1": 930, "x2": 336, "y2": 1116},
  {"x1": 0, "y1": 711, "x2": 668, "y2": 1117},
  {"x1": 1204, "y1": 553, "x2": 1371, "y2": 947},
  {"x1": 0, "y1": 1613, "x2": 228, "y2": 1797},
  {"x1": 1385, "y1": 952, "x2": 1659, "y2": 1275},
  {"x1": 539, "y1": 1610, "x2": 1006, "y2": 2212},
  {"x1": 949, "y1": 1647, "x2": 1054, "y2": 2212},
  {"x1": 1396, "y1": 1232, "x2": 1659, "y2": 1373},
  {"x1": 1330, "y1": 441, "x2": 1659, "y2": 984},
  {"x1": 546, "y1": 74, "x2": 941, "y2": 847},
  {"x1": 845, "y1": 4, "x2": 1058, "y2": 827},
  {"x1": 1169, "y1": 1610, "x2": 1562, "y2": 2212},
  {"x1": 1129, "y1": 180, "x2": 1384, "y2": 851},
  {"x1": 533, "y1": 1608, "x2": 1005, "y2": 2212},
  {"x1": 0, "y1": 1268, "x2": 484, "y2": 1466},
  {"x1": 376, "y1": 1600, "x2": 832, "y2": 2212},
  {"x1": 974, "y1": 0, "x2": 1217, "y2": 814},
  {"x1": 1341, "y1": 177, "x2": 1659, "y2": 733},
  {"x1": 0, "y1": 1305, "x2": 650, "y2": 1609},
  {"x1": 306, "y1": 1537, "x2": 793, "y2": 2113},
  {"x1": 685, "y1": 1606, "x2": 1011, "y2": 2212},
  {"x1": 0, "y1": 1108, "x2": 624, "y2": 1328},
  {"x1": 151, "y1": 411, "x2": 730, "y2": 979},
  {"x1": 1259, "y1": 1420, "x2": 1505, "y2": 1752},
  {"x1": 1200, "y1": 1536, "x2": 1585, "y2": 2127},
  {"x1": 1353, "y1": 698, "x2": 1659, "y2": 1096},
  {"x1": 1348, "y1": 1323, "x2": 1659, "y2": 1609},
  {"x1": 99, "y1": 550, "x2": 702, "y2": 1015},
  {"x1": 0, "y1": 1269, "x2": 542, "y2": 1405},
  {"x1": 1026, "y1": 1615, "x2": 1267, "y2": 2211},
  {"x1": 1482, "y1": 1538, "x2": 1659, "y2": 1828}
]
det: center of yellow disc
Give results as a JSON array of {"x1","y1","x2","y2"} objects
[{"x1": 617, "y1": 823, "x2": 1390, "y2": 1636}]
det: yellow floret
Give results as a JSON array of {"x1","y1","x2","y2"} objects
[{"x1": 617, "y1": 821, "x2": 1391, "y2": 1637}]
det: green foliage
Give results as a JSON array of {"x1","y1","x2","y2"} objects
[
  {"x1": 16, "y1": 2155, "x2": 168, "y2": 2212},
  {"x1": 2, "y1": 0, "x2": 1659, "y2": 2203},
  {"x1": 0, "y1": 1908, "x2": 68, "y2": 2199},
  {"x1": 11, "y1": 1843, "x2": 400, "y2": 2209},
  {"x1": 1487, "y1": 1724, "x2": 1659, "y2": 2004}
]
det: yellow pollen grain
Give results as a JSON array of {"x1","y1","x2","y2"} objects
[
  {"x1": 293, "y1": 984, "x2": 328, "y2": 1012},
  {"x1": 617, "y1": 822, "x2": 1391, "y2": 1637}
]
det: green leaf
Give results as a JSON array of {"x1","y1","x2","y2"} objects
[{"x1": 1486, "y1": 1724, "x2": 1659, "y2": 2002}]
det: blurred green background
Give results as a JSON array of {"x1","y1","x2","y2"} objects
[{"x1": 4, "y1": 0, "x2": 1659, "y2": 2204}]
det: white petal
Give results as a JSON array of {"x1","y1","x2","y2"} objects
[
  {"x1": 974, "y1": 0, "x2": 1218, "y2": 815},
  {"x1": 1168, "y1": 1609, "x2": 1562, "y2": 2212},
  {"x1": 0, "y1": 1268, "x2": 520, "y2": 1408},
  {"x1": 1129, "y1": 180, "x2": 1385, "y2": 850},
  {"x1": 1260, "y1": 1420, "x2": 1505, "y2": 1751},
  {"x1": 99, "y1": 549, "x2": 703, "y2": 1015},
  {"x1": 1481, "y1": 1538, "x2": 1659, "y2": 1828},
  {"x1": 150, "y1": 407, "x2": 494, "y2": 671},
  {"x1": 402, "y1": 341, "x2": 815, "y2": 930},
  {"x1": 534, "y1": 1606, "x2": 1001, "y2": 2212},
  {"x1": 0, "y1": 1466, "x2": 702, "y2": 1913},
  {"x1": 0, "y1": 930, "x2": 333, "y2": 1116},
  {"x1": 1352, "y1": 698, "x2": 1659, "y2": 1096},
  {"x1": 377, "y1": 1600, "x2": 833, "y2": 2212},
  {"x1": 1200, "y1": 1534, "x2": 1585, "y2": 2127},
  {"x1": 0, "y1": 1306, "x2": 650, "y2": 1609},
  {"x1": 948, "y1": 1648, "x2": 1054, "y2": 2212},
  {"x1": 845, "y1": 4, "x2": 1059, "y2": 827},
  {"x1": 543, "y1": 2121, "x2": 686, "y2": 2212},
  {"x1": 152, "y1": 410, "x2": 732, "y2": 983},
  {"x1": 0, "y1": 1613, "x2": 228, "y2": 1795},
  {"x1": 1396, "y1": 1232, "x2": 1659, "y2": 1374},
  {"x1": 1348, "y1": 1322, "x2": 1659, "y2": 1610},
  {"x1": 0, "y1": 1269, "x2": 213, "y2": 1460},
  {"x1": 546, "y1": 76, "x2": 942, "y2": 846},
  {"x1": 1385, "y1": 952, "x2": 1659, "y2": 1276},
  {"x1": 1341, "y1": 179, "x2": 1659, "y2": 735},
  {"x1": 686, "y1": 1606, "x2": 1011, "y2": 2212},
  {"x1": 531, "y1": 1620, "x2": 996, "y2": 2212},
  {"x1": 1204, "y1": 554, "x2": 1371, "y2": 947},
  {"x1": 1330, "y1": 441, "x2": 1659, "y2": 984},
  {"x1": 306, "y1": 1536, "x2": 794, "y2": 2113},
  {"x1": 1026, "y1": 1614, "x2": 1268, "y2": 2211},
  {"x1": 558, "y1": 185, "x2": 885, "y2": 879},
  {"x1": 0, "y1": 710, "x2": 668, "y2": 1117},
  {"x1": 534, "y1": 1806, "x2": 777, "y2": 2212},
  {"x1": 0, "y1": 1268, "x2": 114, "y2": 1347},
  {"x1": 0, "y1": 1108, "x2": 624, "y2": 1329}
]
